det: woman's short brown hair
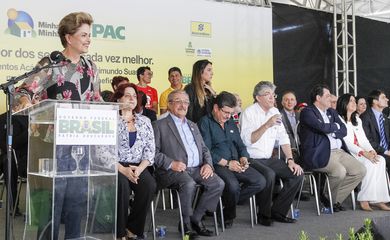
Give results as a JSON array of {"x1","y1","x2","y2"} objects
[{"x1": 58, "y1": 12, "x2": 93, "y2": 48}]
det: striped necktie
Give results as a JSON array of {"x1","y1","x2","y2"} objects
[{"x1": 379, "y1": 114, "x2": 388, "y2": 150}]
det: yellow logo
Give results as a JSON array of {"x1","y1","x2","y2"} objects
[{"x1": 191, "y1": 21, "x2": 211, "y2": 37}]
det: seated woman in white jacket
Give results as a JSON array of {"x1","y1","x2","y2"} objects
[{"x1": 336, "y1": 93, "x2": 390, "y2": 211}]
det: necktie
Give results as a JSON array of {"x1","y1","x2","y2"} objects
[
  {"x1": 379, "y1": 114, "x2": 388, "y2": 150},
  {"x1": 289, "y1": 113, "x2": 297, "y2": 130}
]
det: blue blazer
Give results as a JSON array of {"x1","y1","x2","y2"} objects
[{"x1": 299, "y1": 105, "x2": 348, "y2": 170}]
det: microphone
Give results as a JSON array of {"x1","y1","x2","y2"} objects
[{"x1": 49, "y1": 51, "x2": 71, "y2": 64}]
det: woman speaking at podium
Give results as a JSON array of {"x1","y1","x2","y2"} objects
[{"x1": 26, "y1": 12, "x2": 102, "y2": 239}]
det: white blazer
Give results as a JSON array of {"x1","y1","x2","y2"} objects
[{"x1": 342, "y1": 116, "x2": 374, "y2": 158}]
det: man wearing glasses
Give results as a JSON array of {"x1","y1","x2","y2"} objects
[
  {"x1": 153, "y1": 89, "x2": 224, "y2": 239},
  {"x1": 240, "y1": 81, "x2": 303, "y2": 225},
  {"x1": 198, "y1": 91, "x2": 266, "y2": 228}
]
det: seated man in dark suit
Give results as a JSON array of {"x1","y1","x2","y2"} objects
[
  {"x1": 153, "y1": 89, "x2": 224, "y2": 238},
  {"x1": 299, "y1": 84, "x2": 366, "y2": 211},
  {"x1": 198, "y1": 91, "x2": 266, "y2": 228},
  {"x1": 360, "y1": 89, "x2": 390, "y2": 176}
]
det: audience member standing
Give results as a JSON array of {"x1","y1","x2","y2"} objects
[
  {"x1": 111, "y1": 76, "x2": 129, "y2": 91},
  {"x1": 337, "y1": 94, "x2": 390, "y2": 211},
  {"x1": 240, "y1": 81, "x2": 303, "y2": 225},
  {"x1": 356, "y1": 96, "x2": 367, "y2": 115},
  {"x1": 136, "y1": 66, "x2": 158, "y2": 113},
  {"x1": 160, "y1": 67, "x2": 185, "y2": 114},
  {"x1": 185, "y1": 59, "x2": 216, "y2": 123},
  {"x1": 299, "y1": 84, "x2": 365, "y2": 212}
]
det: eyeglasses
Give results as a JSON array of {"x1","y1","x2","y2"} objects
[
  {"x1": 170, "y1": 100, "x2": 190, "y2": 106},
  {"x1": 259, "y1": 92, "x2": 277, "y2": 99},
  {"x1": 219, "y1": 108, "x2": 234, "y2": 117}
]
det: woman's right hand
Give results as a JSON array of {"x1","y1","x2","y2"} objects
[{"x1": 119, "y1": 165, "x2": 139, "y2": 184}]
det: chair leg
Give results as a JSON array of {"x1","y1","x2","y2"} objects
[
  {"x1": 150, "y1": 200, "x2": 156, "y2": 240},
  {"x1": 385, "y1": 170, "x2": 390, "y2": 195},
  {"x1": 154, "y1": 190, "x2": 161, "y2": 212},
  {"x1": 351, "y1": 190, "x2": 356, "y2": 211},
  {"x1": 175, "y1": 190, "x2": 185, "y2": 240},
  {"x1": 295, "y1": 175, "x2": 306, "y2": 209},
  {"x1": 213, "y1": 211, "x2": 219, "y2": 236},
  {"x1": 309, "y1": 174, "x2": 313, "y2": 195},
  {"x1": 192, "y1": 187, "x2": 201, "y2": 209},
  {"x1": 13, "y1": 177, "x2": 25, "y2": 216},
  {"x1": 219, "y1": 198, "x2": 225, "y2": 232},
  {"x1": 249, "y1": 196, "x2": 254, "y2": 228},
  {"x1": 310, "y1": 175, "x2": 320, "y2": 216},
  {"x1": 252, "y1": 195, "x2": 257, "y2": 224},
  {"x1": 325, "y1": 175, "x2": 334, "y2": 214},
  {"x1": 161, "y1": 189, "x2": 166, "y2": 211},
  {"x1": 169, "y1": 189, "x2": 174, "y2": 209}
]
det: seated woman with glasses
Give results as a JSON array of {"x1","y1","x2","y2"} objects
[
  {"x1": 336, "y1": 93, "x2": 390, "y2": 211},
  {"x1": 111, "y1": 83, "x2": 157, "y2": 240}
]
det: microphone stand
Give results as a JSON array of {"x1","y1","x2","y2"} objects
[{"x1": 0, "y1": 62, "x2": 63, "y2": 240}]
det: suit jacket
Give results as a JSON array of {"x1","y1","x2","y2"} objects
[
  {"x1": 360, "y1": 107, "x2": 390, "y2": 155},
  {"x1": 299, "y1": 105, "x2": 348, "y2": 170},
  {"x1": 152, "y1": 114, "x2": 213, "y2": 173},
  {"x1": 280, "y1": 108, "x2": 299, "y2": 149}
]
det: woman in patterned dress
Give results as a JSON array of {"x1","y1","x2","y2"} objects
[{"x1": 111, "y1": 83, "x2": 156, "y2": 240}]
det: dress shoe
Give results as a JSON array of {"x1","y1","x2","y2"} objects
[
  {"x1": 271, "y1": 212, "x2": 297, "y2": 223},
  {"x1": 257, "y1": 214, "x2": 273, "y2": 226},
  {"x1": 224, "y1": 219, "x2": 234, "y2": 229},
  {"x1": 191, "y1": 221, "x2": 214, "y2": 236},
  {"x1": 333, "y1": 202, "x2": 346, "y2": 211},
  {"x1": 359, "y1": 201, "x2": 373, "y2": 211},
  {"x1": 178, "y1": 222, "x2": 199, "y2": 239}
]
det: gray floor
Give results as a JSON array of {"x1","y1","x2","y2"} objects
[{"x1": 1, "y1": 183, "x2": 390, "y2": 240}]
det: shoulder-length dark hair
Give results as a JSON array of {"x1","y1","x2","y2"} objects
[
  {"x1": 110, "y1": 82, "x2": 139, "y2": 114},
  {"x1": 336, "y1": 93, "x2": 358, "y2": 126}
]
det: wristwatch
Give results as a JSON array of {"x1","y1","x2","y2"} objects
[
  {"x1": 287, "y1": 157, "x2": 294, "y2": 163},
  {"x1": 226, "y1": 161, "x2": 230, "y2": 168}
]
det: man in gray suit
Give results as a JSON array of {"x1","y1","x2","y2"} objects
[
  {"x1": 153, "y1": 89, "x2": 224, "y2": 238},
  {"x1": 280, "y1": 91, "x2": 300, "y2": 160}
]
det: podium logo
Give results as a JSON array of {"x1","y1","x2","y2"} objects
[
  {"x1": 58, "y1": 119, "x2": 115, "y2": 135},
  {"x1": 5, "y1": 8, "x2": 36, "y2": 38}
]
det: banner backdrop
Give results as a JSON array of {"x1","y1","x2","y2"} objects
[{"x1": 0, "y1": 0, "x2": 273, "y2": 113}]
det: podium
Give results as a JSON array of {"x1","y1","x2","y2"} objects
[{"x1": 17, "y1": 100, "x2": 119, "y2": 240}]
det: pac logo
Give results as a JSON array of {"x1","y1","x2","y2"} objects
[
  {"x1": 5, "y1": 8, "x2": 36, "y2": 38},
  {"x1": 92, "y1": 24, "x2": 125, "y2": 40}
]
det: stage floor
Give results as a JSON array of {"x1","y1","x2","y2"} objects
[{"x1": 1, "y1": 183, "x2": 390, "y2": 240}]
